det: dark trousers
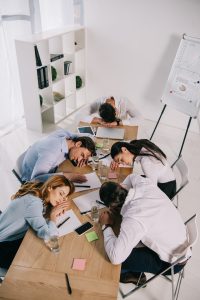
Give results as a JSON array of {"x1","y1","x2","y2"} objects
[
  {"x1": 121, "y1": 246, "x2": 184, "y2": 276},
  {"x1": 0, "y1": 238, "x2": 24, "y2": 269},
  {"x1": 158, "y1": 180, "x2": 176, "y2": 200}
]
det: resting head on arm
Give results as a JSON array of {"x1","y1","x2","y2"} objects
[
  {"x1": 12, "y1": 175, "x2": 75, "y2": 223},
  {"x1": 99, "y1": 181, "x2": 128, "y2": 226},
  {"x1": 110, "y1": 139, "x2": 167, "y2": 170},
  {"x1": 64, "y1": 136, "x2": 96, "y2": 182}
]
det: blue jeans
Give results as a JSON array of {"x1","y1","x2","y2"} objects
[{"x1": 121, "y1": 246, "x2": 184, "y2": 275}]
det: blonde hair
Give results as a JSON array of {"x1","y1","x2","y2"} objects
[{"x1": 12, "y1": 175, "x2": 75, "y2": 203}]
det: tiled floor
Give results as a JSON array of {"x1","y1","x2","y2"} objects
[{"x1": 0, "y1": 117, "x2": 199, "y2": 300}]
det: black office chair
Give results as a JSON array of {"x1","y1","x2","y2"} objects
[{"x1": 12, "y1": 151, "x2": 27, "y2": 184}]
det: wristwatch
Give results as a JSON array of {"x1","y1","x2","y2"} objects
[
  {"x1": 102, "y1": 224, "x2": 111, "y2": 231},
  {"x1": 116, "y1": 118, "x2": 121, "y2": 126}
]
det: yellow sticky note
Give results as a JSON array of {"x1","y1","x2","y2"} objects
[{"x1": 85, "y1": 231, "x2": 98, "y2": 242}]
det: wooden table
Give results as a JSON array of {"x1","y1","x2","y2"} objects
[
  {"x1": 0, "y1": 125, "x2": 138, "y2": 300},
  {"x1": 79, "y1": 122, "x2": 138, "y2": 147}
]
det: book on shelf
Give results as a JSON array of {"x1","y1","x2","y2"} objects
[
  {"x1": 50, "y1": 53, "x2": 64, "y2": 62},
  {"x1": 37, "y1": 66, "x2": 49, "y2": 89},
  {"x1": 34, "y1": 45, "x2": 42, "y2": 66}
]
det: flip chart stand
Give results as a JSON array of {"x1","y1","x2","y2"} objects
[{"x1": 150, "y1": 104, "x2": 192, "y2": 158}]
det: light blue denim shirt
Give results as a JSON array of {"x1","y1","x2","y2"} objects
[
  {"x1": 21, "y1": 129, "x2": 78, "y2": 182},
  {"x1": 0, "y1": 194, "x2": 58, "y2": 242}
]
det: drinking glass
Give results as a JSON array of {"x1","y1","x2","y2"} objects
[
  {"x1": 44, "y1": 235, "x2": 60, "y2": 253},
  {"x1": 98, "y1": 161, "x2": 108, "y2": 181},
  {"x1": 91, "y1": 155, "x2": 99, "y2": 171},
  {"x1": 102, "y1": 138, "x2": 110, "y2": 154},
  {"x1": 91, "y1": 201, "x2": 100, "y2": 223}
]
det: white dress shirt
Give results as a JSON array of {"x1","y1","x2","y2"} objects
[
  {"x1": 103, "y1": 174, "x2": 190, "y2": 265},
  {"x1": 132, "y1": 149, "x2": 175, "y2": 185},
  {"x1": 76, "y1": 96, "x2": 143, "y2": 125}
]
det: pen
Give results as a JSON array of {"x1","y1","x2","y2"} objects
[
  {"x1": 57, "y1": 217, "x2": 70, "y2": 228},
  {"x1": 74, "y1": 185, "x2": 91, "y2": 188},
  {"x1": 65, "y1": 273, "x2": 72, "y2": 295},
  {"x1": 81, "y1": 210, "x2": 91, "y2": 215},
  {"x1": 99, "y1": 153, "x2": 110, "y2": 160},
  {"x1": 96, "y1": 200, "x2": 105, "y2": 206}
]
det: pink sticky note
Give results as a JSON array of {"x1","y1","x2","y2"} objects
[
  {"x1": 72, "y1": 258, "x2": 86, "y2": 271},
  {"x1": 108, "y1": 171, "x2": 118, "y2": 179}
]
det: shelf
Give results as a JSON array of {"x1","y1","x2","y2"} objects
[
  {"x1": 16, "y1": 26, "x2": 86, "y2": 132},
  {"x1": 41, "y1": 103, "x2": 53, "y2": 113}
]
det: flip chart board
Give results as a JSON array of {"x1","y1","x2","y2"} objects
[{"x1": 161, "y1": 34, "x2": 200, "y2": 118}]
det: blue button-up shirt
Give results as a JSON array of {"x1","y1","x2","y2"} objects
[{"x1": 21, "y1": 129, "x2": 78, "y2": 182}]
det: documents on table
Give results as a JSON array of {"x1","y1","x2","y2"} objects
[
  {"x1": 56, "y1": 209, "x2": 81, "y2": 237},
  {"x1": 73, "y1": 189, "x2": 105, "y2": 213},
  {"x1": 75, "y1": 172, "x2": 101, "y2": 192}
]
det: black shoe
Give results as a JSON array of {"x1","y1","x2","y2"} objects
[{"x1": 120, "y1": 272, "x2": 146, "y2": 286}]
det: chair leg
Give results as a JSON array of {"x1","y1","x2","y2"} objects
[
  {"x1": 175, "y1": 269, "x2": 184, "y2": 300},
  {"x1": 171, "y1": 266, "x2": 175, "y2": 300}
]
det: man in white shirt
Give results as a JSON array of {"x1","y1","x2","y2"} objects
[
  {"x1": 99, "y1": 174, "x2": 190, "y2": 285},
  {"x1": 76, "y1": 96, "x2": 142, "y2": 126}
]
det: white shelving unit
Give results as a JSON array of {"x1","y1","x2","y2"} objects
[{"x1": 15, "y1": 26, "x2": 86, "y2": 132}]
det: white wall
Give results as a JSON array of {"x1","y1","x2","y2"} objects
[{"x1": 84, "y1": 0, "x2": 200, "y2": 133}]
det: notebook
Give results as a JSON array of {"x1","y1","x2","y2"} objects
[{"x1": 96, "y1": 127, "x2": 125, "y2": 140}]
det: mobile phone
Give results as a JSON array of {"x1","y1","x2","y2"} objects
[{"x1": 74, "y1": 222, "x2": 93, "y2": 235}]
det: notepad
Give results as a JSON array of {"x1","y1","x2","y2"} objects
[
  {"x1": 75, "y1": 172, "x2": 101, "y2": 192},
  {"x1": 72, "y1": 258, "x2": 86, "y2": 271},
  {"x1": 85, "y1": 231, "x2": 99, "y2": 242}
]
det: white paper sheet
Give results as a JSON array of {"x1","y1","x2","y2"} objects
[
  {"x1": 73, "y1": 189, "x2": 105, "y2": 213},
  {"x1": 56, "y1": 209, "x2": 81, "y2": 237},
  {"x1": 75, "y1": 172, "x2": 101, "y2": 192}
]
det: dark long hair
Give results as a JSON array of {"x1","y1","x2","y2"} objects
[
  {"x1": 99, "y1": 181, "x2": 128, "y2": 209},
  {"x1": 12, "y1": 175, "x2": 75, "y2": 203},
  {"x1": 111, "y1": 139, "x2": 166, "y2": 164}
]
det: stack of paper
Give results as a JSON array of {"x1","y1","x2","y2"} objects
[
  {"x1": 73, "y1": 189, "x2": 105, "y2": 213},
  {"x1": 75, "y1": 172, "x2": 101, "y2": 192},
  {"x1": 56, "y1": 209, "x2": 81, "y2": 237}
]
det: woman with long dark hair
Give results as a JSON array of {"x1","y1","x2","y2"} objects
[
  {"x1": 0, "y1": 175, "x2": 74, "y2": 269},
  {"x1": 110, "y1": 139, "x2": 176, "y2": 199}
]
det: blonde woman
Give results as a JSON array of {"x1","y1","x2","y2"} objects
[{"x1": 0, "y1": 175, "x2": 74, "y2": 269}]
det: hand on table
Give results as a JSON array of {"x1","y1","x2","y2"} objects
[
  {"x1": 50, "y1": 201, "x2": 70, "y2": 222},
  {"x1": 99, "y1": 210, "x2": 114, "y2": 226},
  {"x1": 110, "y1": 160, "x2": 119, "y2": 171}
]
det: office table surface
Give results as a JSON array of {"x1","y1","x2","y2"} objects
[
  {"x1": 0, "y1": 166, "x2": 133, "y2": 300},
  {"x1": 79, "y1": 122, "x2": 138, "y2": 145}
]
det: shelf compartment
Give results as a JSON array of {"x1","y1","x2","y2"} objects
[
  {"x1": 75, "y1": 29, "x2": 85, "y2": 52},
  {"x1": 34, "y1": 40, "x2": 49, "y2": 67},
  {"x1": 62, "y1": 32, "x2": 75, "y2": 54},
  {"x1": 65, "y1": 74, "x2": 76, "y2": 97},
  {"x1": 66, "y1": 93, "x2": 76, "y2": 115},
  {"x1": 53, "y1": 99, "x2": 66, "y2": 123}
]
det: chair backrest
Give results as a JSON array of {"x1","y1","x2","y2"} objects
[
  {"x1": 12, "y1": 150, "x2": 27, "y2": 184},
  {"x1": 185, "y1": 214, "x2": 198, "y2": 248},
  {"x1": 171, "y1": 156, "x2": 189, "y2": 198},
  {"x1": 15, "y1": 150, "x2": 27, "y2": 176}
]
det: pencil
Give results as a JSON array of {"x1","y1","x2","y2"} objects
[
  {"x1": 57, "y1": 217, "x2": 70, "y2": 228},
  {"x1": 80, "y1": 210, "x2": 91, "y2": 215},
  {"x1": 65, "y1": 273, "x2": 72, "y2": 294},
  {"x1": 74, "y1": 185, "x2": 91, "y2": 188}
]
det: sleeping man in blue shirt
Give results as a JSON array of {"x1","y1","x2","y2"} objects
[{"x1": 20, "y1": 129, "x2": 96, "y2": 183}]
